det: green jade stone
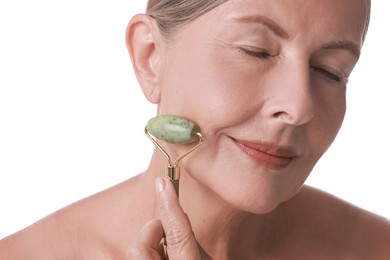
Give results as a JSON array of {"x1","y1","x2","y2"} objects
[{"x1": 147, "y1": 115, "x2": 200, "y2": 144}]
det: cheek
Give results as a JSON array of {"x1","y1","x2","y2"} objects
[
  {"x1": 159, "y1": 47, "x2": 260, "y2": 133},
  {"x1": 277, "y1": 90, "x2": 346, "y2": 199},
  {"x1": 307, "y1": 89, "x2": 346, "y2": 161},
  {"x1": 320, "y1": 90, "x2": 346, "y2": 140}
]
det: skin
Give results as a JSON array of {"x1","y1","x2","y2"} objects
[{"x1": 1, "y1": 0, "x2": 389, "y2": 259}]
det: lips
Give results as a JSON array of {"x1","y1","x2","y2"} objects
[{"x1": 232, "y1": 138, "x2": 297, "y2": 169}]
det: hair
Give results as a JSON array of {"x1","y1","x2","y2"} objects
[{"x1": 146, "y1": 0, "x2": 228, "y2": 39}]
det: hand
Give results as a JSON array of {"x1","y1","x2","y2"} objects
[{"x1": 127, "y1": 177, "x2": 201, "y2": 259}]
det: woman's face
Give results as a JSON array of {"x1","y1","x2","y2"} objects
[{"x1": 155, "y1": 0, "x2": 369, "y2": 213}]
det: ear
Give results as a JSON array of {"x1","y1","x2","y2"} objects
[{"x1": 126, "y1": 14, "x2": 162, "y2": 104}]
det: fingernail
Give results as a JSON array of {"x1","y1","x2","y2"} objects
[{"x1": 155, "y1": 177, "x2": 166, "y2": 192}]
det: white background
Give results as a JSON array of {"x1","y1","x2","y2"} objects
[{"x1": 0, "y1": 1, "x2": 389, "y2": 239}]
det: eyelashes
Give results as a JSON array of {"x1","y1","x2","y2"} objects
[
  {"x1": 310, "y1": 66, "x2": 348, "y2": 84},
  {"x1": 238, "y1": 47, "x2": 273, "y2": 59},
  {"x1": 238, "y1": 47, "x2": 347, "y2": 84}
]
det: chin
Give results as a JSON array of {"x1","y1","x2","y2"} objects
[
  {"x1": 241, "y1": 202, "x2": 280, "y2": 215},
  {"x1": 242, "y1": 197, "x2": 283, "y2": 215},
  {"x1": 217, "y1": 183, "x2": 289, "y2": 215}
]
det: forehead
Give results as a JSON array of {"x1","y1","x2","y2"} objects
[{"x1": 198, "y1": 0, "x2": 370, "y2": 46}]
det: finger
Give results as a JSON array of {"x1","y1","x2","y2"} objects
[
  {"x1": 126, "y1": 218, "x2": 165, "y2": 259},
  {"x1": 155, "y1": 177, "x2": 201, "y2": 260}
]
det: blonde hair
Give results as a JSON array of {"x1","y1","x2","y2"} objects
[{"x1": 146, "y1": 0, "x2": 228, "y2": 39}]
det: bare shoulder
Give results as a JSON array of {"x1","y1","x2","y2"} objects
[
  {"x1": 0, "y1": 174, "x2": 147, "y2": 259},
  {"x1": 280, "y1": 185, "x2": 390, "y2": 258}
]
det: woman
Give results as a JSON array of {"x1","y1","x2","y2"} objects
[{"x1": 1, "y1": 0, "x2": 389, "y2": 259}]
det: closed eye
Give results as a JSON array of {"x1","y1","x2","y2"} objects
[
  {"x1": 239, "y1": 48, "x2": 272, "y2": 59},
  {"x1": 311, "y1": 66, "x2": 347, "y2": 84}
]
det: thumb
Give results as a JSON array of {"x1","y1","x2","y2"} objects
[{"x1": 155, "y1": 177, "x2": 201, "y2": 260}]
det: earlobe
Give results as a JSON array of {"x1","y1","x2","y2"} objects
[{"x1": 126, "y1": 14, "x2": 162, "y2": 104}]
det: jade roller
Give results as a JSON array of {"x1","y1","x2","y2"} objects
[{"x1": 145, "y1": 115, "x2": 203, "y2": 197}]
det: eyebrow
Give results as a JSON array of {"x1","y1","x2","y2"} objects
[
  {"x1": 321, "y1": 40, "x2": 361, "y2": 59},
  {"x1": 232, "y1": 15, "x2": 361, "y2": 59},
  {"x1": 231, "y1": 15, "x2": 289, "y2": 39}
]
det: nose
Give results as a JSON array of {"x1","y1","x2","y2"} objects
[{"x1": 263, "y1": 61, "x2": 315, "y2": 126}]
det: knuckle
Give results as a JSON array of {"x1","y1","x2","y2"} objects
[
  {"x1": 158, "y1": 198, "x2": 169, "y2": 212},
  {"x1": 166, "y1": 227, "x2": 194, "y2": 250}
]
